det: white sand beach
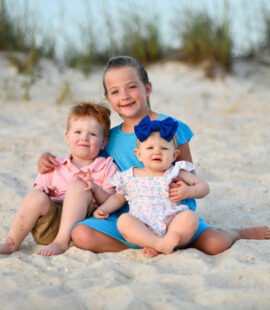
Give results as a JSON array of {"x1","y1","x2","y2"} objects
[{"x1": 0, "y1": 53, "x2": 269, "y2": 309}]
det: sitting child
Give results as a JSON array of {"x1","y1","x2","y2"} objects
[
  {"x1": 92, "y1": 116, "x2": 210, "y2": 257},
  {"x1": 0, "y1": 102, "x2": 118, "y2": 256}
]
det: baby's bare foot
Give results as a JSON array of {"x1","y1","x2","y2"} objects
[
  {"x1": 37, "y1": 242, "x2": 68, "y2": 256},
  {"x1": 234, "y1": 226, "x2": 270, "y2": 240},
  {"x1": 156, "y1": 231, "x2": 181, "y2": 254},
  {"x1": 142, "y1": 247, "x2": 159, "y2": 258}
]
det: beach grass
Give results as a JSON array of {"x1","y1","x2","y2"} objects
[{"x1": 1, "y1": 0, "x2": 270, "y2": 76}]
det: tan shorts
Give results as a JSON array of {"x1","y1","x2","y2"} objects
[{"x1": 31, "y1": 200, "x2": 94, "y2": 245}]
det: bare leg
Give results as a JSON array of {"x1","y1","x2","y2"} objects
[
  {"x1": 37, "y1": 180, "x2": 92, "y2": 256},
  {"x1": 117, "y1": 213, "x2": 181, "y2": 255},
  {"x1": 72, "y1": 224, "x2": 128, "y2": 252},
  {"x1": 142, "y1": 210, "x2": 198, "y2": 258},
  {"x1": 189, "y1": 226, "x2": 270, "y2": 255},
  {"x1": 0, "y1": 190, "x2": 51, "y2": 254}
]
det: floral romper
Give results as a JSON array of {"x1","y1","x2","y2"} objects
[{"x1": 110, "y1": 161, "x2": 195, "y2": 237}]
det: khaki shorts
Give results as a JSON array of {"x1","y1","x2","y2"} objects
[{"x1": 31, "y1": 200, "x2": 94, "y2": 245}]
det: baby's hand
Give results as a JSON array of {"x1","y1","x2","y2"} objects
[
  {"x1": 38, "y1": 152, "x2": 58, "y2": 174},
  {"x1": 93, "y1": 208, "x2": 109, "y2": 219},
  {"x1": 39, "y1": 186, "x2": 58, "y2": 197},
  {"x1": 169, "y1": 180, "x2": 191, "y2": 202},
  {"x1": 76, "y1": 169, "x2": 97, "y2": 191}
]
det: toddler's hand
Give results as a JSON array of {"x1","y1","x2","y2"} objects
[
  {"x1": 169, "y1": 180, "x2": 191, "y2": 202},
  {"x1": 93, "y1": 208, "x2": 109, "y2": 219},
  {"x1": 39, "y1": 186, "x2": 58, "y2": 197},
  {"x1": 76, "y1": 169, "x2": 97, "y2": 191}
]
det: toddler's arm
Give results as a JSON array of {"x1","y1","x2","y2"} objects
[
  {"x1": 169, "y1": 170, "x2": 209, "y2": 202},
  {"x1": 93, "y1": 193, "x2": 126, "y2": 219},
  {"x1": 76, "y1": 169, "x2": 115, "y2": 205}
]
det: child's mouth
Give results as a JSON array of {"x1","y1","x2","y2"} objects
[{"x1": 121, "y1": 102, "x2": 135, "y2": 109}]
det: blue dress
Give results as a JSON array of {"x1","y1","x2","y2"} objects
[{"x1": 75, "y1": 114, "x2": 211, "y2": 248}]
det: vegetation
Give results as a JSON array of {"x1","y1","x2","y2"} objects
[{"x1": 1, "y1": 0, "x2": 270, "y2": 78}]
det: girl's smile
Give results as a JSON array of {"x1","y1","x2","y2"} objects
[{"x1": 104, "y1": 66, "x2": 152, "y2": 122}]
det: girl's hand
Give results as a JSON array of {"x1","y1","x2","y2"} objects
[
  {"x1": 76, "y1": 169, "x2": 97, "y2": 191},
  {"x1": 39, "y1": 186, "x2": 59, "y2": 197},
  {"x1": 38, "y1": 152, "x2": 58, "y2": 174},
  {"x1": 169, "y1": 180, "x2": 193, "y2": 202},
  {"x1": 93, "y1": 208, "x2": 109, "y2": 219}
]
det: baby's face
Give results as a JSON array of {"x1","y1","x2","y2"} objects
[
  {"x1": 66, "y1": 116, "x2": 107, "y2": 162},
  {"x1": 135, "y1": 131, "x2": 177, "y2": 173}
]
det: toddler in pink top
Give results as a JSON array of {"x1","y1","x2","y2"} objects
[{"x1": 0, "y1": 102, "x2": 118, "y2": 256}]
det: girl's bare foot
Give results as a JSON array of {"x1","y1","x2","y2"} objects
[
  {"x1": 142, "y1": 247, "x2": 159, "y2": 258},
  {"x1": 156, "y1": 231, "x2": 181, "y2": 254},
  {"x1": 234, "y1": 226, "x2": 270, "y2": 240},
  {"x1": 37, "y1": 242, "x2": 68, "y2": 256}
]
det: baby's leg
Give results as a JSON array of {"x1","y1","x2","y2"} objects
[
  {"x1": 117, "y1": 213, "x2": 180, "y2": 256},
  {"x1": 0, "y1": 189, "x2": 51, "y2": 254},
  {"x1": 38, "y1": 180, "x2": 92, "y2": 256},
  {"x1": 167, "y1": 209, "x2": 199, "y2": 248}
]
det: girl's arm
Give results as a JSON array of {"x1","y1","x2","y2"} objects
[
  {"x1": 169, "y1": 170, "x2": 210, "y2": 203},
  {"x1": 175, "y1": 142, "x2": 193, "y2": 163},
  {"x1": 38, "y1": 152, "x2": 58, "y2": 173},
  {"x1": 94, "y1": 193, "x2": 126, "y2": 219}
]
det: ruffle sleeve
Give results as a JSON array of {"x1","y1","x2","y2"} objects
[
  {"x1": 168, "y1": 161, "x2": 195, "y2": 179},
  {"x1": 109, "y1": 170, "x2": 128, "y2": 197}
]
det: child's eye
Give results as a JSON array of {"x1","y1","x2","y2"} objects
[
  {"x1": 129, "y1": 85, "x2": 136, "y2": 89},
  {"x1": 111, "y1": 90, "x2": 118, "y2": 95},
  {"x1": 74, "y1": 130, "x2": 81, "y2": 134},
  {"x1": 147, "y1": 146, "x2": 153, "y2": 150},
  {"x1": 161, "y1": 147, "x2": 168, "y2": 150},
  {"x1": 89, "y1": 132, "x2": 96, "y2": 136}
]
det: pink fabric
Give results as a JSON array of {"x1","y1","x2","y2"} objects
[{"x1": 34, "y1": 155, "x2": 118, "y2": 204}]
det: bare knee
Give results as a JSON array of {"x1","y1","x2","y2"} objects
[
  {"x1": 182, "y1": 210, "x2": 199, "y2": 229},
  {"x1": 24, "y1": 189, "x2": 51, "y2": 214},
  {"x1": 117, "y1": 213, "x2": 131, "y2": 232},
  {"x1": 72, "y1": 224, "x2": 97, "y2": 251},
  {"x1": 191, "y1": 229, "x2": 232, "y2": 255}
]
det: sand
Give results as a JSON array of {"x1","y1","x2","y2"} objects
[{"x1": 0, "y1": 53, "x2": 269, "y2": 310}]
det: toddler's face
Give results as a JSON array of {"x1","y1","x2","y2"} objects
[
  {"x1": 66, "y1": 116, "x2": 107, "y2": 162},
  {"x1": 135, "y1": 132, "x2": 179, "y2": 173}
]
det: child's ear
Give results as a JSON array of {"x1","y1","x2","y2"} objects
[
  {"x1": 145, "y1": 82, "x2": 152, "y2": 98},
  {"x1": 134, "y1": 148, "x2": 141, "y2": 161},
  {"x1": 65, "y1": 131, "x2": 69, "y2": 145},
  {"x1": 101, "y1": 137, "x2": 109, "y2": 150},
  {"x1": 173, "y1": 149, "x2": 181, "y2": 161}
]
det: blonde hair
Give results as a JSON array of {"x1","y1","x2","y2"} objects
[
  {"x1": 67, "y1": 102, "x2": 111, "y2": 137},
  {"x1": 136, "y1": 133, "x2": 178, "y2": 149}
]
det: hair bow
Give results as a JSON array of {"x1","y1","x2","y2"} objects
[{"x1": 134, "y1": 115, "x2": 178, "y2": 142}]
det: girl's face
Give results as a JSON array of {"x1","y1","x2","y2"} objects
[
  {"x1": 66, "y1": 116, "x2": 108, "y2": 163},
  {"x1": 134, "y1": 132, "x2": 180, "y2": 175},
  {"x1": 104, "y1": 66, "x2": 152, "y2": 119}
]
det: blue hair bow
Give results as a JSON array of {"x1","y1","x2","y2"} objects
[{"x1": 134, "y1": 116, "x2": 178, "y2": 142}]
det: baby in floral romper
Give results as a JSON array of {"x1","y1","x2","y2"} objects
[{"x1": 93, "y1": 116, "x2": 210, "y2": 257}]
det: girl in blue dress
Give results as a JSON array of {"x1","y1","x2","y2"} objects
[{"x1": 38, "y1": 56, "x2": 270, "y2": 255}]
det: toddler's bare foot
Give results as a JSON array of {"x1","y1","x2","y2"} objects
[
  {"x1": 37, "y1": 242, "x2": 68, "y2": 256},
  {"x1": 156, "y1": 231, "x2": 181, "y2": 254},
  {"x1": 142, "y1": 247, "x2": 159, "y2": 258},
  {"x1": 0, "y1": 243, "x2": 17, "y2": 254},
  {"x1": 234, "y1": 226, "x2": 270, "y2": 240},
  {"x1": 0, "y1": 237, "x2": 18, "y2": 254}
]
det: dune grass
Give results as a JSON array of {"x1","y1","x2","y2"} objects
[{"x1": 1, "y1": 0, "x2": 270, "y2": 78}]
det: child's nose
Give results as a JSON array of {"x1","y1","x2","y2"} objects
[{"x1": 121, "y1": 89, "x2": 130, "y2": 100}]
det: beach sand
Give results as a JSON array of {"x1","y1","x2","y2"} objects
[{"x1": 0, "y1": 53, "x2": 269, "y2": 309}]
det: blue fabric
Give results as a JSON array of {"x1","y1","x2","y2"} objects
[
  {"x1": 134, "y1": 115, "x2": 178, "y2": 142},
  {"x1": 76, "y1": 113, "x2": 211, "y2": 247}
]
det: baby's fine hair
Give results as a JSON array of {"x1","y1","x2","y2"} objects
[
  {"x1": 67, "y1": 102, "x2": 111, "y2": 137},
  {"x1": 137, "y1": 133, "x2": 178, "y2": 150},
  {"x1": 103, "y1": 56, "x2": 151, "y2": 107}
]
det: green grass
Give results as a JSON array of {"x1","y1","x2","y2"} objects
[{"x1": 172, "y1": 5, "x2": 233, "y2": 77}]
